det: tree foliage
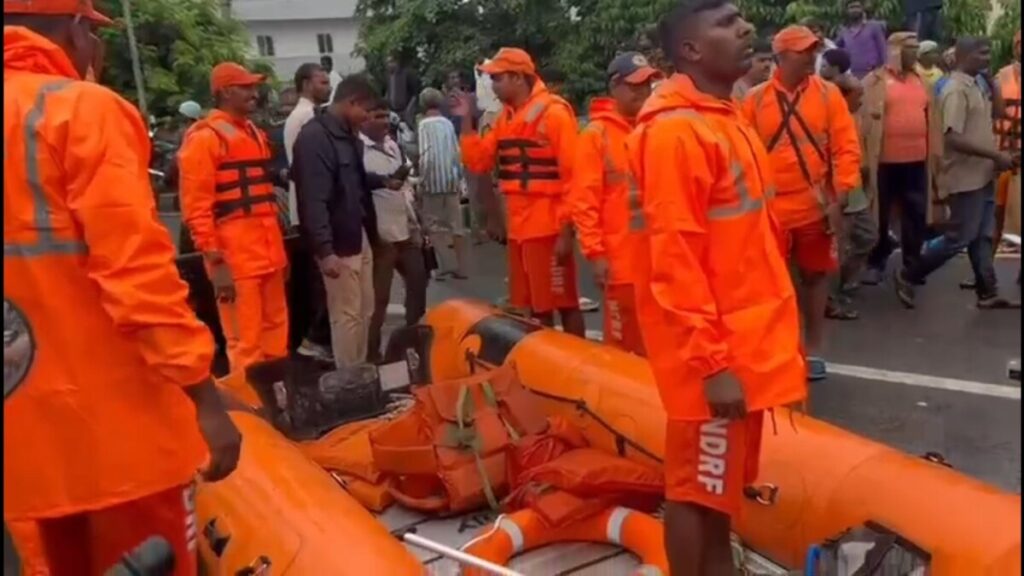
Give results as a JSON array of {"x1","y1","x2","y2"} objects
[
  {"x1": 96, "y1": 0, "x2": 273, "y2": 118},
  {"x1": 356, "y1": 0, "x2": 1018, "y2": 108}
]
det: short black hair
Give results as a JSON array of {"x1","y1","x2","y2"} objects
[
  {"x1": 955, "y1": 35, "x2": 991, "y2": 58},
  {"x1": 320, "y1": 55, "x2": 334, "y2": 68},
  {"x1": 294, "y1": 63, "x2": 324, "y2": 93},
  {"x1": 332, "y1": 74, "x2": 377, "y2": 104},
  {"x1": 823, "y1": 48, "x2": 852, "y2": 73},
  {"x1": 753, "y1": 37, "x2": 772, "y2": 55},
  {"x1": 659, "y1": 0, "x2": 732, "y2": 61}
]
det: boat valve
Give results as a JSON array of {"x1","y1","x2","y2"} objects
[{"x1": 743, "y1": 483, "x2": 779, "y2": 506}]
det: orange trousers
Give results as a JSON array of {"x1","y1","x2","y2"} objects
[{"x1": 216, "y1": 268, "x2": 289, "y2": 375}]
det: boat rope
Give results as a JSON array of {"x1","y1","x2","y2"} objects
[{"x1": 465, "y1": 351, "x2": 664, "y2": 465}]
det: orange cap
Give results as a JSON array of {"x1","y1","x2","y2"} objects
[
  {"x1": 210, "y1": 62, "x2": 265, "y2": 93},
  {"x1": 477, "y1": 48, "x2": 537, "y2": 76},
  {"x1": 3, "y1": 0, "x2": 112, "y2": 25},
  {"x1": 772, "y1": 25, "x2": 821, "y2": 54}
]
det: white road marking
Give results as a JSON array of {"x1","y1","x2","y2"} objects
[
  {"x1": 819, "y1": 364, "x2": 1020, "y2": 400},
  {"x1": 584, "y1": 329, "x2": 1019, "y2": 400}
]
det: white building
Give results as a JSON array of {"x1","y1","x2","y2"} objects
[{"x1": 230, "y1": 0, "x2": 365, "y2": 84}]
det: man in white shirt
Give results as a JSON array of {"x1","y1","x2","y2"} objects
[
  {"x1": 361, "y1": 98, "x2": 428, "y2": 363},
  {"x1": 284, "y1": 62, "x2": 333, "y2": 362},
  {"x1": 284, "y1": 62, "x2": 333, "y2": 226}
]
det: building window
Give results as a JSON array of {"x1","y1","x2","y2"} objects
[
  {"x1": 317, "y1": 33, "x2": 334, "y2": 54},
  {"x1": 256, "y1": 35, "x2": 275, "y2": 57}
]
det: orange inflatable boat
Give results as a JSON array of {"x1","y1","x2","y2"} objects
[
  {"x1": 183, "y1": 298, "x2": 1019, "y2": 575},
  {"x1": 417, "y1": 299, "x2": 1022, "y2": 575}
]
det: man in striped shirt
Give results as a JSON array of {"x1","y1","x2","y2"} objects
[{"x1": 417, "y1": 87, "x2": 469, "y2": 278}]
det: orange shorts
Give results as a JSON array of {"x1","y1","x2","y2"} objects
[
  {"x1": 34, "y1": 483, "x2": 198, "y2": 576},
  {"x1": 664, "y1": 412, "x2": 764, "y2": 517},
  {"x1": 785, "y1": 220, "x2": 838, "y2": 273},
  {"x1": 508, "y1": 236, "x2": 580, "y2": 313},
  {"x1": 604, "y1": 282, "x2": 645, "y2": 356}
]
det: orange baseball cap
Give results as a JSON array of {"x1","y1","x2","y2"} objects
[
  {"x1": 607, "y1": 52, "x2": 662, "y2": 84},
  {"x1": 772, "y1": 25, "x2": 821, "y2": 54},
  {"x1": 210, "y1": 62, "x2": 265, "y2": 93},
  {"x1": 3, "y1": 0, "x2": 113, "y2": 25},
  {"x1": 477, "y1": 48, "x2": 537, "y2": 76}
]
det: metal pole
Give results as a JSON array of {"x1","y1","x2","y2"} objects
[
  {"x1": 120, "y1": 0, "x2": 149, "y2": 123},
  {"x1": 402, "y1": 533, "x2": 525, "y2": 576}
]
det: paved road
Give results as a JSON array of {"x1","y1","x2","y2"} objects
[{"x1": 421, "y1": 240, "x2": 1022, "y2": 493}]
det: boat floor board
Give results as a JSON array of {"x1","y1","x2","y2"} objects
[{"x1": 375, "y1": 506, "x2": 642, "y2": 574}]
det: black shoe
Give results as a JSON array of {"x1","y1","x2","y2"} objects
[{"x1": 894, "y1": 269, "x2": 916, "y2": 309}]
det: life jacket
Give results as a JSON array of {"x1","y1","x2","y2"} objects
[
  {"x1": 504, "y1": 448, "x2": 663, "y2": 527},
  {"x1": 184, "y1": 116, "x2": 278, "y2": 222},
  {"x1": 996, "y1": 65, "x2": 1021, "y2": 153},
  {"x1": 369, "y1": 364, "x2": 549, "y2": 514},
  {"x1": 495, "y1": 92, "x2": 574, "y2": 198}
]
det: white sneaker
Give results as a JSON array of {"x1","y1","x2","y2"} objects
[
  {"x1": 578, "y1": 297, "x2": 600, "y2": 313},
  {"x1": 297, "y1": 340, "x2": 333, "y2": 363}
]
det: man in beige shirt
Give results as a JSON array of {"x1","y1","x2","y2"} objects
[{"x1": 895, "y1": 37, "x2": 1020, "y2": 309}]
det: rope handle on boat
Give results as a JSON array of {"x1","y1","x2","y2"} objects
[{"x1": 464, "y1": 352, "x2": 663, "y2": 464}]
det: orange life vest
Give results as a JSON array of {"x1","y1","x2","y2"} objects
[
  {"x1": 996, "y1": 64, "x2": 1021, "y2": 152},
  {"x1": 494, "y1": 93, "x2": 573, "y2": 198},
  {"x1": 178, "y1": 109, "x2": 287, "y2": 279},
  {"x1": 185, "y1": 116, "x2": 278, "y2": 222},
  {"x1": 369, "y1": 364, "x2": 549, "y2": 514}
]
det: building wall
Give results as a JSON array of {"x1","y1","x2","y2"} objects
[
  {"x1": 230, "y1": 0, "x2": 363, "y2": 82},
  {"x1": 243, "y1": 18, "x2": 365, "y2": 81}
]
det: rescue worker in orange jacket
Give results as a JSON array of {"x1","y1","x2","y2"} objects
[
  {"x1": 455, "y1": 48, "x2": 585, "y2": 336},
  {"x1": 569, "y1": 52, "x2": 661, "y2": 355},
  {"x1": 740, "y1": 25, "x2": 862, "y2": 382},
  {"x1": 179, "y1": 62, "x2": 290, "y2": 379},
  {"x1": 631, "y1": 2, "x2": 807, "y2": 574},
  {"x1": 994, "y1": 29, "x2": 1020, "y2": 266},
  {"x1": 3, "y1": 2, "x2": 241, "y2": 574}
]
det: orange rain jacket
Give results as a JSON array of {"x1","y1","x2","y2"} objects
[
  {"x1": 178, "y1": 109, "x2": 287, "y2": 280},
  {"x1": 626, "y1": 74, "x2": 807, "y2": 421},
  {"x1": 4, "y1": 26, "x2": 212, "y2": 520},
  {"x1": 741, "y1": 71, "x2": 862, "y2": 230},
  {"x1": 461, "y1": 80, "x2": 578, "y2": 241},
  {"x1": 569, "y1": 97, "x2": 640, "y2": 285}
]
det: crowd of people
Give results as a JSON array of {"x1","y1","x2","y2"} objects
[{"x1": 3, "y1": 0, "x2": 1021, "y2": 573}]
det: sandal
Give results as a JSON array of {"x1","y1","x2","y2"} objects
[{"x1": 807, "y1": 357, "x2": 828, "y2": 382}]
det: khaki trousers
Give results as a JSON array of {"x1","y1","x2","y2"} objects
[{"x1": 322, "y1": 234, "x2": 374, "y2": 368}]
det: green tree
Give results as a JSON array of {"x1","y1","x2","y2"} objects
[
  {"x1": 354, "y1": 0, "x2": 572, "y2": 93},
  {"x1": 96, "y1": 0, "x2": 273, "y2": 118},
  {"x1": 991, "y1": 0, "x2": 1021, "y2": 70}
]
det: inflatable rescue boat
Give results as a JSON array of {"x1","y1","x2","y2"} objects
[{"x1": 190, "y1": 299, "x2": 1020, "y2": 576}]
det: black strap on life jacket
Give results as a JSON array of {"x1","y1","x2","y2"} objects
[
  {"x1": 213, "y1": 158, "x2": 277, "y2": 219},
  {"x1": 496, "y1": 139, "x2": 560, "y2": 190},
  {"x1": 768, "y1": 89, "x2": 826, "y2": 188}
]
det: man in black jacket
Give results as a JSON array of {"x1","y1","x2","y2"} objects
[{"x1": 292, "y1": 75, "x2": 401, "y2": 368}]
